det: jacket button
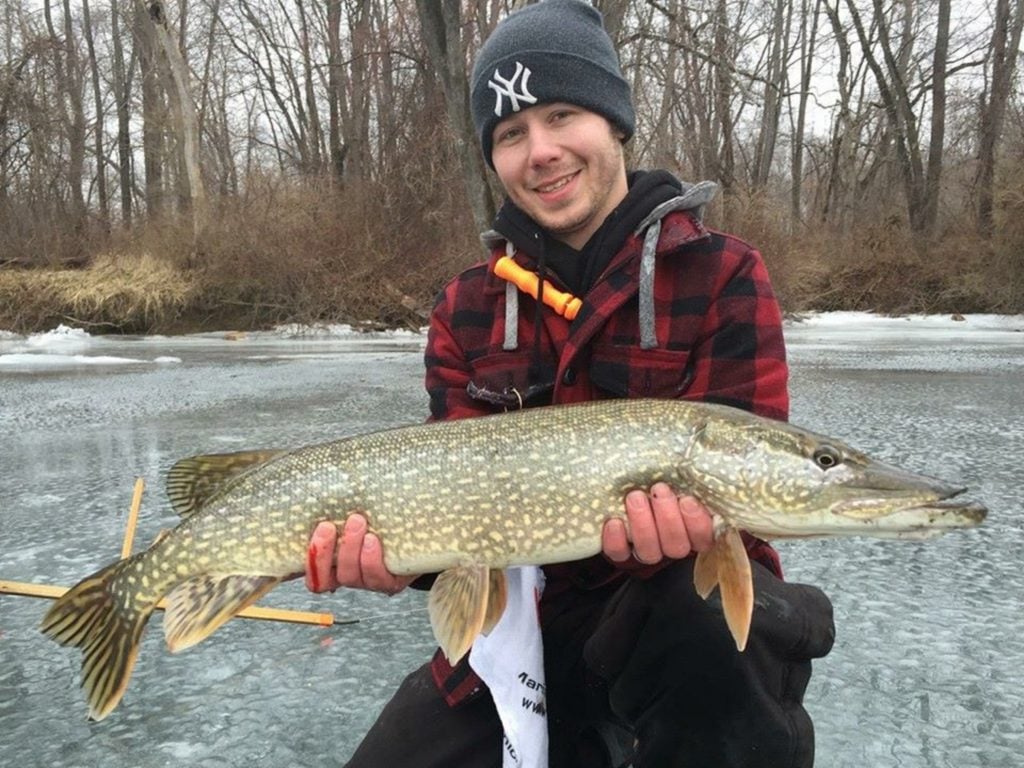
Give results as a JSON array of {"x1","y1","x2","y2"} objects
[{"x1": 562, "y1": 367, "x2": 577, "y2": 386}]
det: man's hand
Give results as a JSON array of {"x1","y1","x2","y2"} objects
[
  {"x1": 602, "y1": 483, "x2": 715, "y2": 564},
  {"x1": 305, "y1": 515, "x2": 416, "y2": 595}
]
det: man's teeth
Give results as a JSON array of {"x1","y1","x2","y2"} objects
[{"x1": 537, "y1": 175, "x2": 573, "y2": 193}]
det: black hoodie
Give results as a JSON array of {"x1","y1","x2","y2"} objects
[{"x1": 492, "y1": 170, "x2": 684, "y2": 296}]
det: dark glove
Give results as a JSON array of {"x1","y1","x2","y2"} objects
[{"x1": 583, "y1": 558, "x2": 834, "y2": 768}]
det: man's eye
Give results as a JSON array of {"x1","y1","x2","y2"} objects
[{"x1": 497, "y1": 127, "x2": 522, "y2": 143}]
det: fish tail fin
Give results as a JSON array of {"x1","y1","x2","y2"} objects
[{"x1": 40, "y1": 558, "x2": 154, "y2": 721}]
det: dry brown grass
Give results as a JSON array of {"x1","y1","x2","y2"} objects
[
  {"x1": 0, "y1": 252, "x2": 196, "y2": 332},
  {"x1": 1, "y1": 171, "x2": 1020, "y2": 335}
]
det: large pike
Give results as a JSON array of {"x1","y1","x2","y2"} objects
[{"x1": 41, "y1": 399, "x2": 986, "y2": 720}]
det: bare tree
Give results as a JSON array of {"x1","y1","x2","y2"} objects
[
  {"x1": 44, "y1": 0, "x2": 87, "y2": 233},
  {"x1": 110, "y1": 0, "x2": 134, "y2": 225},
  {"x1": 790, "y1": 0, "x2": 822, "y2": 225},
  {"x1": 976, "y1": 0, "x2": 1024, "y2": 236},
  {"x1": 81, "y1": 0, "x2": 109, "y2": 228},
  {"x1": 752, "y1": 0, "x2": 793, "y2": 190},
  {"x1": 414, "y1": 0, "x2": 495, "y2": 234},
  {"x1": 845, "y1": 0, "x2": 946, "y2": 236},
  {"x1": 143, "y1": 0, "x2": 207, "y2": 239}
]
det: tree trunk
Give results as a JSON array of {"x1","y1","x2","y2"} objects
[
  {"x1": 977, "y1": 0, "x2": 1024, "y2": 236},
  {"x1": 921, "y1": 0, "x2": 949, "y2": 236},
  {"x1": 752, "y1": 0, "x2": 790, "y2": 189},
  {"x1": 414, "y1": 0, "x2": 495, "y2": 234},
  {"x1": 143, "y1": 0, "x2": 207, "y2": 241},
  {"x1": 712, "y1": 0, "x2": 736, "y2": 199},
  {"x1": 326, "y1": 0, "x2": 346, "y2": 182},
  {"x1": 136, "y1": 0, "x2": 166, "y2": 218},
  {"x1": 845, "y1": 0, "x2": 930, "y2": 234},
  {"x1": 297, "y1": 0, "x2": 323, "y2": 175},
  {"x1": 81, "y1": 0, "x2": 109, "y2": 229},
  {"x1": 45, "y1": 0, "x2": 87, "y2": 233},
  {"x1": 110, "y1": 0, "x2": 134, "y2": 226},
  {"x1": 791, "y1": 0, "x2": 821, "y2": 226}
]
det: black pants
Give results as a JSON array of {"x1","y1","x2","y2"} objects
[{"x1": 345, "y1": 559, "x2": 834, "y2": 768}]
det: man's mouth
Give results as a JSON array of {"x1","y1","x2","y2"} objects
[{"x1": 533, "y1": 172, "x2": 578, "y2": 194}]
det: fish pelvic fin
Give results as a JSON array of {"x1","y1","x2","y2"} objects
[
  {"x1": 40, "y1": 558, "x2": 153, "y2": 721},
  {"x1": 481, "y1": 569, "x2": 508, "y2": 636},
  {"x1": 692, "y1": 527, "x2": 754, "y2": 652},
  {"x1": 693, "y1": 546, "x2": 720, "y2": 599},
  {"x1": 428, "y1": 565, "x2": 492, "y2": 664},
  {"x1": 163, "y1": 574, "x2": 280, "y2": 653},
  {"x1": 166, "y1": 450, "x2": 286, "y2": 518}
]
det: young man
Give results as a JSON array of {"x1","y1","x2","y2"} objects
[{"x1": 307, "y1": 2, "x2": 834, "y2": 765}]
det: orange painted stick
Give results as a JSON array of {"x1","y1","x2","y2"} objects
[
  {"x1": 120, "y1": 477, "x2": 145, "y2": 559},
  {"x1": 0, "y1": 579, "x2": 342, "y2": 626},
  {"x1": 1, "y1": 477, "x2": 343, "y2": 628}
]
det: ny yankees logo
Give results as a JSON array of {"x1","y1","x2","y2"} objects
[{"x1": 487, "y1": 61, "x2": 537, "y2": 117}]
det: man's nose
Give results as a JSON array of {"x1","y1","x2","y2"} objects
[{"x1": 527, "y1": 127, "x2": 562, "y2": 167}]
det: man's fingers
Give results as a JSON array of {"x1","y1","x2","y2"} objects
[
  {"x1": 679, "y1": 495, "x2": 715, "y2": 552},
  {"x1": 602, "y1": 518, "x2": 631, "y2": 562},
  {"x1": 334, "y1": 514, "x2": 368, "y2": 588},
  {"x1": 306, "y1": 521, "x2": 340, "y2": 593},
  {"x1": 359, "y1": 532, "x2": 397, "y2": 592},
  {"x1": 625, "y1": 489, "x2": 661, "y2": 564},
  {"x1": 650, "y1": 483, "x2": 692, "y2": 559}
]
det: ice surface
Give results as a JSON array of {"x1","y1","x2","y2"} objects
[{"x1": 0, "y1": 315, "x2": 1021, "y2": 767}]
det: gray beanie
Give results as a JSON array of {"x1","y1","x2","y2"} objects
[{"x1": 470, "y1": 0, "x2": 635, "y2": 168}]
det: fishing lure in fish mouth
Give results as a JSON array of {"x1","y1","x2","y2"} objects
[{"x1": 41, "y1": 398, "x2": 986, "y2": 720}]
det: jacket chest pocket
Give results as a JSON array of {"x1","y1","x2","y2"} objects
[
  {"x1": 466, "y1": 351, "x2": 556, "y2": 410},
  {"x1": 589, "y1": 344, "x2": 693, "y2": 399}
]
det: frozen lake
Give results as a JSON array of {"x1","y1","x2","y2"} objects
[{"x1": 1, "y1": 314, "x2": 1022, "y2": 767}]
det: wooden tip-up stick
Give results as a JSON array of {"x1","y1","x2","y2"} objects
[{"x1": 0, "y1": 477, "x2": 342, "y2": 628}]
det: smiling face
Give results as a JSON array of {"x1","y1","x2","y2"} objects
[{"x1": 490, "y1": 103, "x2": 629, "y2": 250}]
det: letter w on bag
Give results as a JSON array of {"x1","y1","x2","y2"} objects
[{"x1": 488, "y1": 62, "x2": 537, "y2": 117}]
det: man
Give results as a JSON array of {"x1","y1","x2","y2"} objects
[{"x1": 307, "y1": 1, "x2": 834, "y2": 765}]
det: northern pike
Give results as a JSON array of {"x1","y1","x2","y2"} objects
[{"x1": 41, "y1": 399, "x2": 986, "y2": 720}]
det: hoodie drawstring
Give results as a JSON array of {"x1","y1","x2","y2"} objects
[{"x1": 492, "y1": 180, "x2": 718, "y2": 354}]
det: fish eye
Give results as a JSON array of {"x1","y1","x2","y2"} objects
[{"x1": 813, "y1": 445, "x2": 842, "y2": 469}]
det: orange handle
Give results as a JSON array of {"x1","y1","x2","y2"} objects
[{"x1": 494, "y1": 256, "x2": 582, "y2": 321}]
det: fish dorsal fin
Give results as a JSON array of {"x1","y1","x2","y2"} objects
[
  {"x1": 428, "y1": 565, "x2": 491, "y2": 663},
  {"x1": 481, "y1": 569, "x2": 508, "y2": 636},
  {"x1": 693, "y1": 527, "x2": 754, "y2": 652},
  {"x1": 166, "y1": 450, "x2": 286, "y2": 518},
  {"x1": 163, "y1": 574, "x2": 279, "y2": 652}
]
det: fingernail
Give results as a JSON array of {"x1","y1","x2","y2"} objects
[
  {"x1": 626, "y1": 490, "x2": 645, "y2": 508},
  {"x1": 362, "y1": 533, "x2": 378, "y2": 552}
]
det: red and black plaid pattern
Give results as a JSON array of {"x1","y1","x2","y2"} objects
[{"x1": 422, "y1": 209, "x2": 789, "y2": 704}]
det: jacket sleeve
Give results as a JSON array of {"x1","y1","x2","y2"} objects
[
  {"x1": 423, "y1": 278, "x2": 495, "y2": 423},
  {"x1": 684, "y1": 243, "x2": 789, "y2": 421}
]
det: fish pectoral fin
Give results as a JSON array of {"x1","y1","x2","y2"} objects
[
  {"x1": 716, "y1": 527, "x2": 754, "y2": 652},
  {"x1": 693, "y1": 547, "x2": 720, "y2": 599},
  {"x1": 163, "y1": 574, "x2": 280, "y2": 652},
  {"x1": 166, "y1": 450, "x2": 287, "y2": 518},
  {"x1": 428, "y1": 566, "x2": 490, "y2": 664},
  {"x1": 481, "y1": 569, "x2": 508, "y2": 636}
]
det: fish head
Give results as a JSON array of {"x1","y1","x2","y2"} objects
[{"x1": 676, "y1": 409, "x2": 987, "y2": 539}]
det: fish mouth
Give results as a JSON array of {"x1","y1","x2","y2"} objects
[
  {"x1": 831, "y1": 486, "x2": 987, "y2": 526},
  {"x1": 895, "y1": 497, "x2": 988, "y2": 524}
]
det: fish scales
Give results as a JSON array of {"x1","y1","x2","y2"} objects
[
  {"x1": 184, "y1": 398, "x2": 698, "y2": 575},
  {"x1": 40, "y1": 397, "x2": 986, "y2": 720}
]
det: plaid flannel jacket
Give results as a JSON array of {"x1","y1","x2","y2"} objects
[{"x1": 423, "y1": 209, "x2": 789, "y2": 705}]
